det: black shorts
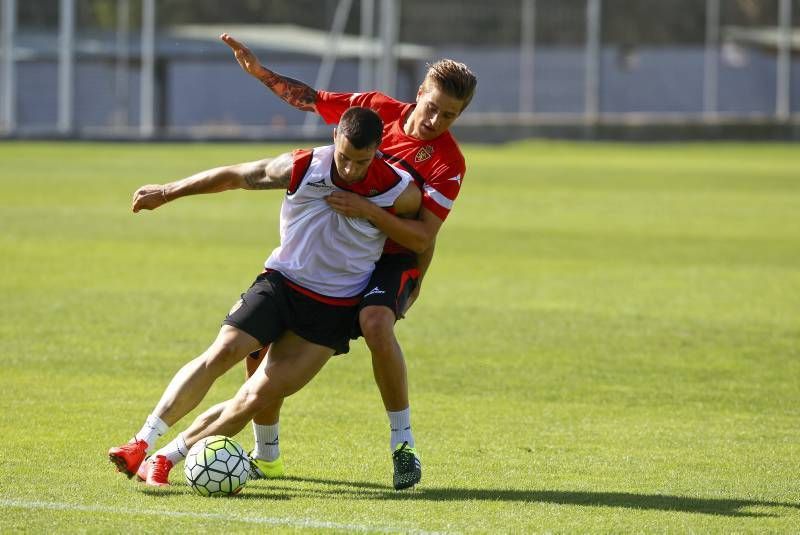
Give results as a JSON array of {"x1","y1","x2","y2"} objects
[
  {"x1": 223, "y1": 270, "x2": 358, "y2": 355},
  {"x1": 358, "y1": 253, "x2": 420, "y2": 319}
]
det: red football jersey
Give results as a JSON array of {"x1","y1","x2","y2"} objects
[{"x1": 316, "y1": 91, "x2": 466, "y2": 254}]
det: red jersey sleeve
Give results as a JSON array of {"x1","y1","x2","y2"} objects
[
  {"x1": 419, "y1": 146, "x2": 466, "y2": 222},
  {"x1": 316, "y1": 90, "x2": 406, "y2": 125},
  {"x1": 288, "y1": 148, "x2": 314, "y2": 194}
]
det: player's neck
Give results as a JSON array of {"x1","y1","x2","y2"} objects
[
  {"x1": 330, "y1": 161, "x2": 366, "y2": 189},
  {"x1": 402, "y1": 106, "x2": 418, "y2": 139}
]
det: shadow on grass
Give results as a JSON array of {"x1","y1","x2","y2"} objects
[
  {"x1": 136, "y1": 476, "x2": 799, "y2": 518},
  {"x1": 251, "y1": 476, "x2": 799, "y2": 518}
]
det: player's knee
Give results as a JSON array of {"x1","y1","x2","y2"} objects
[
  {"x1": 359, "y1": 306, "x2": 396, "y2": 344},
  {"x1": 205, "y1": 339, "x2": 248, "y2": 372}
]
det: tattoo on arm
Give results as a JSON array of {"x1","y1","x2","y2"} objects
[
  {"x1": 258, "y1": 72, "x2": 317, "y2": 112},
  {"x1": 262, "y1": 153, "x2": 293, "y2": 189},
  {"x1": 266, "y1": 172, "x2": 290, "y2": 190},
  {"x1": 241, "y1": 153, "x2": 292, "y2": 190},
  {"x1": 243, "y1": 168, "x2": 271, "y2": 190}
]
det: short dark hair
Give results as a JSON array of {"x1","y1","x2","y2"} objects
[
  {"x1": 424, "y1": 59, "x2": 478, "y2": 112},
  {"x1": 337, "y1": 107, "x2": 383, "y2": 149}
]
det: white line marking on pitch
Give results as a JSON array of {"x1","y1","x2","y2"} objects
[{"x1": 0, "y1": 499, "x2": 453, "y2": 534}]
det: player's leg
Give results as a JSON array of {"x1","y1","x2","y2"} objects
[
  {"x1": 151, "y1": 325, "x2": 261, "y2": 426},
  {"x1": 139, "y1": 356, "x2": 285, "y2": 482},
  {"x1": 109, "y1": 325, "x2": 261, "y2": 478},
  {"x1": 245, "y1": 347, "x2": 286, "y2": 478},
  {"x1": 136, "y1": 394, "x2": 285, "y2": 486},
  {"x1": 358, "y1": 254, "x2": 422, "y2": 490},
  {"x1": 140, "y1": 390, "x2": 280, "y2": 486},
  {"x1": 110, "y1": 271, "x2": 282, "y2": 478},
  {"x1": 147, "y1": 348, "x2": 285, "y2": 482},
  {"x1": 199, "y1": 331, "x2": 329, "y2": 438},
  {"x1": 361, "y1": 306, "x2": 409, "y2": 411},
  {"x1": 360, "y1": 305, "x2": 422, "y2": 490},
  {"x1": 142, "y1": 332, "x2": 333, "y2": 486},
  {"x1": 134, "y1": 400, "x2": 226, "y2": 482},
  {"x1": 245, "y1": 276, "x2": 356, "y2": 480}
]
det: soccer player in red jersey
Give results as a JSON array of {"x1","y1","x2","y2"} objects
[{"x1": 221, "y1": 33, "x2": 477, "y2": 489}]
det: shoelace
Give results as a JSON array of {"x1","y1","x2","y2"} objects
[
  {"x1": 392, "y1": 441, "x2": 415, "y2": 468},
  {"x1": 149, "y1": 457, "x2": 170, "y2": 482},
  {"x1": 249, "y1": 459, "x2": 264, "y2": 477},
  {"x1": 122, "y1": 439, "x2": 145, "y2": 453}
]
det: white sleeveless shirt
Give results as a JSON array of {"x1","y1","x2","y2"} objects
[{"x1": 265, "y1": 145, "x2": 413, "y2": 298}]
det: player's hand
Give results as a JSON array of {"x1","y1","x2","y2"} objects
[
  {"x1": 220, "y1": 33, "x2": 263, "y2": 77},
  {"x1": 131, "y1": 184, "x2": 168, "y2": 213},
  {"x1": 325, "y1": 190, "x2": 375, "y2": 219}
]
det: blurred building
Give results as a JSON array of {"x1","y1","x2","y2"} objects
[{"x1": 1, "y1": 0, "x2": 799, "y2": 141}]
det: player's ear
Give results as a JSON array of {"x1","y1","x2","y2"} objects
[{"x1": 332, "y1": 127, "x2": 338, "y2": 143}]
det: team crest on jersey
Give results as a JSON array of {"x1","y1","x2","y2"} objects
[{"x1": 415, "y1": 145, "x2": 434, "y2": 163}]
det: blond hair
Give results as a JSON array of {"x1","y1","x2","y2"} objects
[{"x1": 423, "y1": 59, "x2": 477, "y2": 112}]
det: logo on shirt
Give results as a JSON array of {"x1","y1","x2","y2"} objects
[
  {"x1": 414, "y1": 145, "x2": 434, "y2": 163},
  {"x1": 307, "y1": 178, "x2": 333, "y2": 190}
]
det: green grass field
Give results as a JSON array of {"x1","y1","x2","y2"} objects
[{"x1": 1, "y1": 140, "x2": 798, "y2": 533}]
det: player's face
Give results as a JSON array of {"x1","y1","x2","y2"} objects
[
  {"x1": 332, "y1": 130, "x2": 377, "y2": 184},
  {"x1": 408, "y1": 83, "x2": 464, "y2": 141}
]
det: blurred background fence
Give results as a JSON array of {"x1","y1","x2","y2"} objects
[{"x1": 1, "y1": 0, "x2": 798, "y2": 141}]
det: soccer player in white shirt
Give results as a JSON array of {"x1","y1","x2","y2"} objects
[{"x1": 109, "y1": 107, "x2": 421, "y2": 487}]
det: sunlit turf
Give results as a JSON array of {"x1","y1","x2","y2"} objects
[{"x1": 1, "y1": 140, "x2": 798, "y2": 532}]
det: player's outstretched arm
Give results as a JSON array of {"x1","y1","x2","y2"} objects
[
  {"x1": 240, "y1": 152, "x2": 293, "y2": 190},
  {"x1": 220, "y1": 33, "x2": 318, "y2": 113},
  {"x1": 131, "y1": 153, "x2": 293, "y2": 213}
]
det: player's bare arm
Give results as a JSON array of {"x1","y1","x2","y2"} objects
[
  {"x1": 325, "y1": 189, "x2": 441, "y2": 254},
  {"x1": 131, "y1": 153, "x2": 292, "y2": 213},
  {"x1": 393, "y1": 183, "x2": 423, "y2": 218},
  {"x1": 221, "y1": 33, "x2": 318, "y2": 113},
  {"x1": 242, "y1": 152, "x2": 293, "y2": 190}
]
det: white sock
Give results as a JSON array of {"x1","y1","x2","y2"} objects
[
  {"x1": 252, "y1": 422, "x2": 280, "y2": 461},
  {"x1": 152, "y1": 434, "x2": 188, "y2": 466},
  {"x1": 388, "y1": 408, "x2": 414, "y2": 451},
  {"x1": 135, "y1": 414, "x2": 169, "y2": 453}
]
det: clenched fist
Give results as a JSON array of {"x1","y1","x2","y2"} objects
[{"x1": 132, "y1": 184, "x2": 168, "y2": 212}]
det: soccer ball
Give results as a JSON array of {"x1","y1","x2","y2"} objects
[{"x1": 184, "y1": 435, "x2": 250, "y2": 497}]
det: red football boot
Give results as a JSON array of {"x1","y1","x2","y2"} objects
[
  {"x1": 145, "y1": 455, "x2": 174, "y2": 487},
  {"x1": 108, "y1": 439, "x2": 148, "y2": 478}
]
